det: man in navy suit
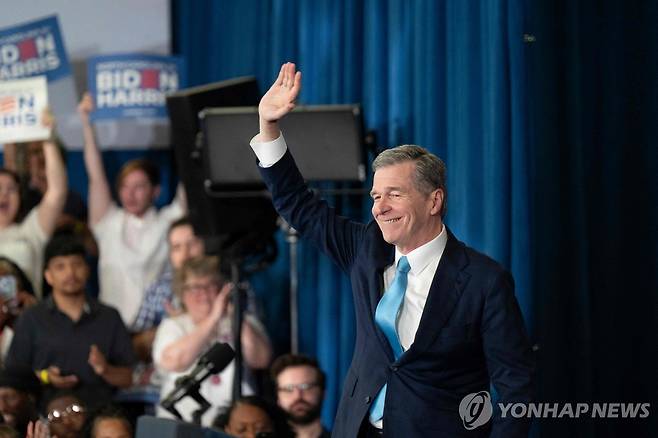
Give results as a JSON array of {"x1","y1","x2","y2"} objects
[{"x1": 249, "y1": 63, "x2": 534, "y2": 437}]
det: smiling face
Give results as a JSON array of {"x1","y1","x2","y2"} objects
[
  {"x1": 181, "y1": 274, "x2": 220, "y2": 323},
  {"x1": 370, "y1": 161, "x2": 444, "y2": 254},
  {"x1": 118, "y1": 169, "x2": 159, "y2": 217},
  {"x1": 0, "y1": 173, "x2": 20, "y2": 229}
]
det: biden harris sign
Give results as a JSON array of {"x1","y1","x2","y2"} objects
[
  {"x1": 0, "y1": 15, "x2": 71, "y2": 82},
  {"x1": 88, "y1": 54, "x2": 185, "y2": 120},
  {"x1": 0, "y1": 76, "x2": 50, "y2": 144}
]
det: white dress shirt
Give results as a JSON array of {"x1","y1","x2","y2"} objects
[
  {"x1": 92, "y1": 200, "x2": 184, "y2": 326},
  {"x1": 385, "y1": 227, "x2": 447, "y2": 351}
]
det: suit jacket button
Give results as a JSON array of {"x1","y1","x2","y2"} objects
[
  {"x1": 390, "y1": 365, "x2": 398, "y2": 372},
  {"x1": 364, "y1": 396, "x2": 371, "y2": 404}
]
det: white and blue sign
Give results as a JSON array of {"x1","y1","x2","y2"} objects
[
  {"x1": 0, "y1": 15, "x2": 71, "y2": 82},
  {"x1": 88, "y1": 54, "x2": 185, "y2": 120},
  {"x1": 0, "y1": 76, "x2": 50, "y2": 144}
]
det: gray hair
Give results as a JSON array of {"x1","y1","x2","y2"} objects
[{"x1": 372, "y1": 145, "x2": 447, "y2": 218}]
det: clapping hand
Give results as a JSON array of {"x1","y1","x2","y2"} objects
[{"x1": 88, "y1": 344, "x2": 108, "y2": 376}]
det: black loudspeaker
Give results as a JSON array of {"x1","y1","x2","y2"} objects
[
  {"x1": 166, "y1": 77, "x2": 278, "y2": 247},
  {"x1": 199, "y1": 105, "x2": 366, "y2": 186},
  {"x1": 135, "y1": 415, "x2": 231, "y2": 438}
]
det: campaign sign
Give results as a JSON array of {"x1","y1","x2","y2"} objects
[
  {"x1": 0, "y1": 76, "x2": 50, "y2": 143},
  {"x1": 88, "y1": 54, "x2": 185, "y2": 120},
  {"x1": 0, "y1": 15, "x2": 71, "y2": 82}
]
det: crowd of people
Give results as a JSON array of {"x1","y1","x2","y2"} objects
[
  {"x1": 0, "y1": 94, "x2": 332, "y2": 438},
  {"x1": 1, "y1": 61, "x2": 534, "y2": 438}
]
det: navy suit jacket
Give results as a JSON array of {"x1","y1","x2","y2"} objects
[{"x1": 259, "y1": 151, "x2": 534, "y2": 437}]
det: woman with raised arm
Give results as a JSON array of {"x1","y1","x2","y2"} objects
[{"x1": 0, "y1": 110, "x2": 67, "y2": 296}]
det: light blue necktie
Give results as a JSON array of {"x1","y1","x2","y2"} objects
[{"x1": 369, "y1": 256, "x2": 411, "y2": 423}]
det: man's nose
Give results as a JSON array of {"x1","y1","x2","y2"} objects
[
  {"x1": 293, "y1": 387, "x2": 311, "y2": 400},
  {"x1": 373, "y1": 200, "x2": 390, "y2": 216}
]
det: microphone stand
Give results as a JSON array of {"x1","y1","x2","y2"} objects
[
  {"x1": 279, "y1": 218, "x2": 300, "y2": 354},
  {"x1": 230, "y1": 261, "x2": 244, "y2": 402},
  {"x1": 188, "y1": 381, "x2": 211, "y2": 426},
  {"x1": 161, "y1": 374, "x2": 211, "y2": 425}
]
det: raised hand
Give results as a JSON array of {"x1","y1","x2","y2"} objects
[
  {"x1": 210, "y1": 282, "x2": 233, "y2": 321},
  {"x1": 77, "y1": 92, "x2": 94, "y2": 122},
  {"x1": 259, "y1": 62, "x2": 302, "y2": 123},
  {"x1": 27, "y1": 419, "x2": 56, "y2": 438},
  {"x1": 41, "y1": 107, "x2": 55, "y2": 137}
]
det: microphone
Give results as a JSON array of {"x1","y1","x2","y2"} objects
[{"x1": 160, "y1": 342, "x2": 235, "y2": 419}]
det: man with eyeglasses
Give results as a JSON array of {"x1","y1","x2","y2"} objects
[{"x1": 271, "y1": 354, "x2": 330, "y2": 438}]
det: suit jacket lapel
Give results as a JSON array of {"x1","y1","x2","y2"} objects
[
  {"x1": 369, "y1": 237, "x2": 395, "y2": 359},
  {"x1": 400, "y1": 229, "x2": 470, "y2": 363}
]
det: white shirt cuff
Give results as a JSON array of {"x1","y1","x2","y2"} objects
[{"x1": 249, "y1": 132, "x2": 288, "y2": 168}]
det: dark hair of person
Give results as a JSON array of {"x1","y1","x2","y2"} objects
[
  {"x1": 167, "y1": 216, "x2": 195, "y2": 240},
  {"x1": 213, "y1": 395, "x2": 294, "y2": 438},
  {"x1": 270, "y1": 354, "x2": 326, "y2": 391},
  {"x1": 82, "y1": 404, "x2": 133, "y2": 438},
  {"x1": 43, "y1": 390, "x2": 84, "y2": 408},
  {"x1": 43, "y1": 234, "x2": 87, "y2": 268},
  {"x1": 0, "y1": 364, "x2": 41, "y2": 397}
]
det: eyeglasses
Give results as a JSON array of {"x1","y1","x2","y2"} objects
[
  {"x1": 47, "y1": 404, "x2": 85, "y2": 423},
  {"x1": 277, "y1": 382, "x2": 319, "y2": 394},
  {"x1": 183, "y1": 282, "x2": 219, "y2": 294}
]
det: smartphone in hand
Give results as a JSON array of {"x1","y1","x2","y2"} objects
[{"x1": 0, "y1": 275, "x2": 17, "y2": 302}]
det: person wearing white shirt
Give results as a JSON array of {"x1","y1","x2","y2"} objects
[
  {"x1": 152, "y1": 256, "x2": 271, "y2": 426},
  {"x1": 1, "y1": 110, "x2": 67, "y2": 296},
  {"x1": 78, "y1": 93, "x2": 185, "y2": 326}
]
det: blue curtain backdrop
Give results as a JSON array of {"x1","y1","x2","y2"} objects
[
  {"x1": 526, "y1": 1, "x2": 657, "y2": 437},
  {"x1": 173, "y1": 0, "x2": 534, "y2": 428}
]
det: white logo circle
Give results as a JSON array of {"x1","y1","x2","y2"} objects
[{"x1": 459, "y1": 391, "x2": 493, "y2": 430}]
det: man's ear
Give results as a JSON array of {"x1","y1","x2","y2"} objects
[
  {"x1": 430, "y1": 189, "x2": 444, "y2": 216},
  {"x1": 44, "y1": 268, "x2": 53, "y2": 287}
]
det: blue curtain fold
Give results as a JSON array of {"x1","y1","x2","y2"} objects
[{"x1": 173, "y1": 0, "x2": 533, "y2": 428}]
